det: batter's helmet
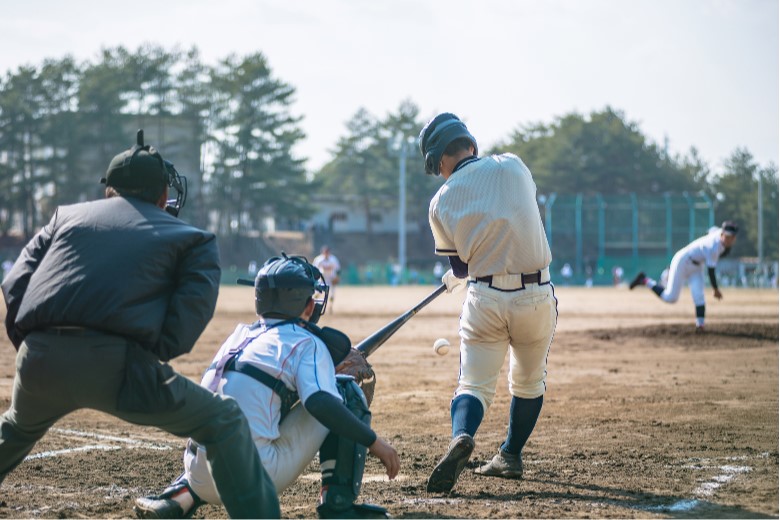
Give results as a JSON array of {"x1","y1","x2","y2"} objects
[
  {"x1": 102, "y1": 129, "x2": 188, "y2": 217},
  {"x1": 418, "y1": 113, "x2": 478, "y2": 176},
  {"x1": 240, "y1": 253, "x2": 329, "y2": 324}
]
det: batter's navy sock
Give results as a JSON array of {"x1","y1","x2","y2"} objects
[
  {"x1": 501, "y1": 395, "x2": 544, "y2": 455},
  {"x1": 451, "y1": 394, "x2": 484, "y2": 438}
]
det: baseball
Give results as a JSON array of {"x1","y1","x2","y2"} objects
[{"x1": 433, "y1": 338, "x2": 450, "y2": 356}]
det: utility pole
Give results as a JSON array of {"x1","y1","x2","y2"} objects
[
  {"x1": 389, "y1": 135, "x2": 416, "y2": 284},
  {"x1": 758, "y1": 172, "x2": 764, "y2": 271}
]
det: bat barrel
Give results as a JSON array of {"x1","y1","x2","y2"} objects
[{"x1": 356, "y1": 283, "x2": 446, "y2": 358}]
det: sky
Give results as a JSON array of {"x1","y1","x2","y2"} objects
[{"x1": 1, "y1": 0, "x2": 777, "y2": 175}]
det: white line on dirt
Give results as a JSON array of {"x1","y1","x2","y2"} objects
[
  {"x1": 297, "y1": 472, "x2": 408, "y2": 482},
  {"x1": 23, "y1": 428, "x2": 177, "y2": 461},
  {"x1": 646, "y1": 462, "x2": 752, "y2": 513},
  {"x1": 25, "y1": 444, "x2": 121, "y2": 460},
  {"x1": 402, "y1": 498, "x2": 465, "y2": 506},
  {"x1": 50, "y1": 427, "x2": 175, "y2": 450}
]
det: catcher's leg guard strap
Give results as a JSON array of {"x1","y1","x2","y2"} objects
[{"x1": 320, "y1": 376, "x2": 371, "y2": 511}]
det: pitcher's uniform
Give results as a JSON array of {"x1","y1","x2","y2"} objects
[
  {"x1": 429, "y1": 153, "x2": 557, "y2": 410},
  {"x1": 653, "y1": 230, "x2": 726, "y2": 307},
  {"x1": 185, "y1": 319, "x2": 341, "y2": 503}
]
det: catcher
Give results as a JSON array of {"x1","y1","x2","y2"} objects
[{"x1": 134, "y1": 253, "x2": 397, "y2": 519}]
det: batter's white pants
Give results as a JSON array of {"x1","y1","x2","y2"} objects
[
  {"x1": 456, "y1": 279, "x2": 557, "y2": 411},
  {"x1": 659, "y1": 251, "x2": 706, "y2": 307},
  {"x1": 183, "y1": 402, "x2": 329, "y2": 504}
]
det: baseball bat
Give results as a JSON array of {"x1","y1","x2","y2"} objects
[{"x1": 356, "y1": 283, "x2": 447, "y2": 358}]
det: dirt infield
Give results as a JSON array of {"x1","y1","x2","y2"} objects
[{"x1": 0, "y1": 286, "x2": 777, "y2": 519}]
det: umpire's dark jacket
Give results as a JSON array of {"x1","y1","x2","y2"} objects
[{"x1": 1, "y1": 196, "x2": 220, "y2": 361}]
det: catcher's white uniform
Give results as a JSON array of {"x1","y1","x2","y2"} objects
[
  {"x1": 655, "y1": 229, "x2": 726, "y2": 307},
  {"x1": 185, "y1": 319, "x2": 341, "y2": 504},
  {"x1": 429, "y1": 153, "x2": 557, "y2": 410}
]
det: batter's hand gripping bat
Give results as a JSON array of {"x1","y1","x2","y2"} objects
[{"x1": 355, "y1": 283, "x2": 447, "y2": 358}]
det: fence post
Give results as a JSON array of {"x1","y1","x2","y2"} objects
[
  {"x1": 664, "y1": 192, "x2": 673, "y2": 258},
  {"x1": 631, "y1": 192, "x2": 639, "y2": 266},
  {"x1": 596, "y1": 193, "x2": 605, "y2": 263},
  {"x1": 575, "y1": 193, "x2": 583, "y2": 276},
  {"x1": 544, "y1": 193, "x2": 557, "y2": 249},
  {"x1": 682, "y1": 192, "x2": 694, "y2": 242}
]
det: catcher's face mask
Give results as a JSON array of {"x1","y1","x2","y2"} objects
[{"x1": 238, "y1": 252, "x2": 329, "y2": 323}]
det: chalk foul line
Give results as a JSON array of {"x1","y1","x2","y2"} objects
[{"x1": 24, "y1": 427, "x2": 178, "y2": 461}]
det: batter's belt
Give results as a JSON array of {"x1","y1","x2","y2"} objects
[{"x1": 470, "y1": 266, "x2": 551, "y2": 292}]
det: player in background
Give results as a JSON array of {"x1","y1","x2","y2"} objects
[
  {"x1": 135, "y1": 254, "x2": 398, "y2": 519},
  {"x1": 629, "y1": 220, "x2": 739, "y2": 331},
  {"x1": 418, "y1": 113, "x2": 557, "y2": 493},
  {"x1": 313, "y1": 245, "x2": 341, "y2": 313}
]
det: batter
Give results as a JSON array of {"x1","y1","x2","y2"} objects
[{"x1": 418, "y1": 113, "x2": 557, "y2": 493}]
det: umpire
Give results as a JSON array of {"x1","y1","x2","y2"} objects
[{"x1": 0, "y1": 131, "x2": 280, "y2": 518}]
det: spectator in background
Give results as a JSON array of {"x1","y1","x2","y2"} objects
[
  {"x1": 1, "y1": 260, "x2": 13, "y2": 283},
  {"x1": 433, "y1": 261, "x2": 445, "y2": 285},
  {"x1": 560, "y1": 263, "x2": 573, "y2": 286},
  {"x1": 612, "y1": 265, "x2": 624, "y2": 286}
]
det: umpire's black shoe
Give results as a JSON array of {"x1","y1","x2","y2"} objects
[
  {"x1": 317, "y1": 502, "x2": 389, "y2": 519},
  {"x1": 134, "y1": 496, "x2": 186, "y2": 519},
  {"x1": 426, "y1": 433, "x2": 475, "y2": 493},
  {"x1": 629, "y1": 272, "x2": 646, "y2": 290}
]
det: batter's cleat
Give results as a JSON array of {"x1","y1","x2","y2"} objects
[
  {"x1": 474, "y1": 449, "x2": 523, "y2": 479},
  {"x1": 629, "y1": 272, "x2": 646, "y2": 290},
  {"x1": 317, "y1": 503, "x2": 389, "y2": 519},
  {"x1": 426, "y1": 433, "x2": 475, "y2": 493}
]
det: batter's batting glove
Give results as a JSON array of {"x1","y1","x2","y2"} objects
[{"x1": 441, "y1": 269, "x2": 467, "y2": 293}]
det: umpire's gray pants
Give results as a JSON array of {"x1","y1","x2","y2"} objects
[{"x1": 0, "y1": 332, "x2": 280, "y2": 519}]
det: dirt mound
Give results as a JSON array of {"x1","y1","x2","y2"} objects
[{"x1": 591, "y1": 321, "x2": 778, "y2": 348}]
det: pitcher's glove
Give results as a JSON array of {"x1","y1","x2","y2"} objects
[{"x1": 336, "y1": 348, "x2": 376, "y2": 406}]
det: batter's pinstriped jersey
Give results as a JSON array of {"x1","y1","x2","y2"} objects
[{"x1": 428, "y1": 153, "x2": 552, "y2": 277}]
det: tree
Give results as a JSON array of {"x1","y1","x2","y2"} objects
[
  {"x1": 36, "y1": 57, "x2": 81, "y2": 208},
  {"x1": 173, "y1": 47, "x2": 214, "y2": 228},
  {"x1": 316, "y1": 108, "x2": 394, "y2": 235},
  {"x1": 713, "y1": 149, "x2": 778, "y2": 260},
  {"x1": 209, "y1": 53, "x2": 308, "y2": 235},
  {"x1": 379, "y1": 100, "x2": 440, "y2": 235},
  {"x1": 495, "y1": 107, "x2": 705, "y2": 196},
  {"x1": 77, "y1": 47, "x2": 137, "y2": 197}
]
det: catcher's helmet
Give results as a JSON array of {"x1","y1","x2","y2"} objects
[
  {"x1": 418, "y1": 113, "x2": 478, "y2": 176},
  {"x1": 241, "y1": 253, "x2": 329, "y2": 324},
  {"x1": 102, "y1": 129, "x2": 188, "y2": 217}
]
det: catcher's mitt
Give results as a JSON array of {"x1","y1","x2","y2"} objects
[{"x1": 336, "y1": 348, "x2": 376, "y2": 406}]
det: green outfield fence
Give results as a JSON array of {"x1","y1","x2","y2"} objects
[{"x1": 541, "y1": 191, "x2": 714, "y2": 285}]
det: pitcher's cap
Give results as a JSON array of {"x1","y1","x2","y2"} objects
[{"x1": 721, "y1": 220, "x2": 739, "y2": 235}]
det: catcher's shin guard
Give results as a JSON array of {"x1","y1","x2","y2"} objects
[{"x1": 319, "y1": 375, "x2": 372, "y2": 512}]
